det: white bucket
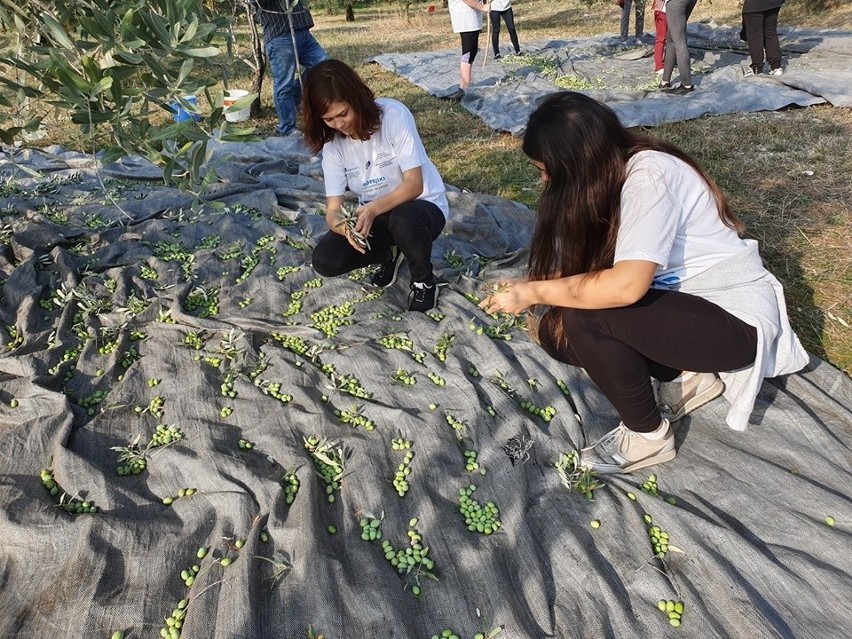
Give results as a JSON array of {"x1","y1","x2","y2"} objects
[{"x1": 223, "y1": 89, "x2": 251, "y2": 122}]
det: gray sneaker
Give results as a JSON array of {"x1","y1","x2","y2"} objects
[
  {"x1": 579, "y1": 420, "x2": 675, "y2": 474},
  {"x1": 656, "y1": 372, "x2": 725, "y2": 422}
]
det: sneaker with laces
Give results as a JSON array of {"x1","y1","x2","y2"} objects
[
  {"x1": 770, "y1": 67, "x2": 783, "y2": 76},
  {"x1": 408, "y1": 280, "x2": 439, "y2": 312},
  {"x1": 370, "y1": 247, "x2": 404, "y2": 288},
  {"x1": 663, "y1": 84, "x2": 694, "y2": 95},
  {"x1": 656, "y1": 371, "x2": 725, "y2": 422},
  {"x1": 579, "y1": 420, "x2": 675, "y2": 474}
]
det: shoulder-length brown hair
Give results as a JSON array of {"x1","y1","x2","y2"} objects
[
  {"x1": 301, "y1": 59, "x2": 382, "y2": 154},
  {"x1": 521, "y1": 91, "x2": 744, "y2": 348}
]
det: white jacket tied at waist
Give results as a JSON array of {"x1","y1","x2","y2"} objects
[{"x1": 675, "y1": 239, "x2": 809, "y2": 431}]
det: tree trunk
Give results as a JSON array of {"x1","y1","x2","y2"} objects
[
  {"x1": 345, "y1": 3, "x2": 355, "y2": 22},
  {"x1": 246, "y1": 3, "x2": 266, "y2": 118}
]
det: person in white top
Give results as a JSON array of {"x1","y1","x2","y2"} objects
[
  {"x1": 489, "y1": 0, "x2": 521, "y2": 59},
  {"x1": 481, "y1": 91, "x2": 808, "y2": 474},
  {"x1": 301, "y1": 60, "x2": 449, "y2": 312},
  {"x1": 447, "y1": 0, "x2": 491, "y2": 96}
]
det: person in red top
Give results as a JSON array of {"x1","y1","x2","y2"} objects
[
  {"x1": 652, "y1": 0, "x2": 668, "y2": 75},
  {"x1": 742, "y1": 0, "x2": 785, "y2": 76}
]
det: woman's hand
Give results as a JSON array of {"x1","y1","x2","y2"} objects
[
  {"x1": 354, "y1": 202, "x2": 379, "y2": 242},
  {"x1": 343, "y1": 225, "x2": 368, "y2": 254},
  {"x1": 479, "y1": 279, "x2": 534, "y2": 315}
]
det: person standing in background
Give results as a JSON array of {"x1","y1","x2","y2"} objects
[
  {"x1": 447, "y1": 0, "x2": 491, "y2": 97},
  {"x1": 489, "y1": 0, "x2": 522, "y2": 59},
  {"x1": 742, "y1": 0, "x2": 785, "y2": 76},
  {"x1": 660, "y1": 0, "x2": 698, "y2": 95},
  {"x1": 652, "y1": 0, "x2": 668, "y2": 75},
  {"x1": 619, "y1": 0, "x2": 645, "y2": 43},
  {"x1": 254, "y1": 0, "x2": 328, "y2": 137}
]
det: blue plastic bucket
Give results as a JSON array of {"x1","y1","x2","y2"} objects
[{"x1": 172, "y1": 95, "x2": 201, "y2": 123}]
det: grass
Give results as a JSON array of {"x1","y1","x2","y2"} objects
[{"x1": 24, "y1": 0, "x2": 852, "y2": 373}]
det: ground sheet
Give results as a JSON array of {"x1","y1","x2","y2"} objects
[
  {"x1": 0, "y1": 139, "x2": 851, "y2": 639},
  {"x1": 372, "y1": 23, "x2": 852, "y2": 134}
]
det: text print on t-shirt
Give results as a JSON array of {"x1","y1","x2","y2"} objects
[{"x1": 359, "y1": 151, "x2": 403, "y2": 203}]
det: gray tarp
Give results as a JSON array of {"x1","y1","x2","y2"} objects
[
  {"x1": 372, "y1": 24, "x2": 852, "y2": 134},
  {"x1": 1, "y1": 141, "x2": 851, "y2": 639}
]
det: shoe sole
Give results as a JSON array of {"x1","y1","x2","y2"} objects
[
  {"x1": 371, "y1": 252, "x2": 404, "y2": 289},
  {"x1": 662, "y1": 377, "x2": 725, "y2": 422},
  {"x1": 581, "y1": 448, "x2": 676, "y2": 475}
]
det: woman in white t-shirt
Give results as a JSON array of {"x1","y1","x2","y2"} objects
[
  {"x1": 447, "y1": 0, "x2": 491, "y2": 96},
  {"x1": 480, "y1": 91, "x2": 807, "y2": 474},
  {"x1": 302, "y1": 59, "x2": 449, "y2": 313}
]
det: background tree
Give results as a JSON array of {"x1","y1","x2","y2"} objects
[{"x1": 0, "y1": 0, "x2": 256, "y2": 190}]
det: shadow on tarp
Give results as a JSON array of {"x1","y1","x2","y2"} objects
[{"x1": 0, "y1": 144, "x2": 850, "y2": 638}]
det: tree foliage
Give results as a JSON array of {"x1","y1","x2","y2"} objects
[{"x1": 0, "y1": 0, "x2": 256, "y2": 189}]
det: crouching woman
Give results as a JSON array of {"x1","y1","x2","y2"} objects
[{"x1": 303, "y1": 59, "x2": 449, "y2": 312}]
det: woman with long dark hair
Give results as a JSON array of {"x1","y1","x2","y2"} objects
[
  {"x1": 481, "y1": 92, "x2": 807, "y2": 474},
  {"x1": 302, "y1": 60, "x2": 449, "y2": 312}
]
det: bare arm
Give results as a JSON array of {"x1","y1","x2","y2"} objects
[
  {"x1": 462, "y1": 0, "x2": 491, "y2": 10},
  {"x1": 481, "y1": 260, "x2": 659, "y2": 315},
  {"x1": 324, "y1": 194, "x2": 346, "y2": 234}
]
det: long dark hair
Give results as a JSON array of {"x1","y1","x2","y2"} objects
[
  {"x1": 522, "y1": 91, "x2": 744, "y2": 347},
  {"x1": 301, "y1": 59, "x2": 382, "y2": 154}
]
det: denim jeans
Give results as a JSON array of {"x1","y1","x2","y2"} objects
[{"x1": 265, "y1": 29, "x2": 328, "y2": 136}]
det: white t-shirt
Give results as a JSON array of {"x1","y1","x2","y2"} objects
[
  {"x1": 490, "y1": 0, "x2": 512, "y2": 12},
  {"x1": 448, "y1": 0, "x2": 483, "y2": 33},
  {"x1": 615, "y1": 150, "x2": 749, "y2": 288},
  {"x1": 321, "y1": 98, "x2": 450, "y2": 219}
]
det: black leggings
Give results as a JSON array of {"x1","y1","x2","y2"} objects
[
  {"x1": 743, "y1": 7, "x2": 782, "y2": 72},
  {"x1": 311, "y1": 199, "x2": 446, "y2": 284},
  {"x1": 460, "y1": 30, "x2": 480, "y2": 64},
  {"x1": 538, "y1": 288, "x2": 758, "y2": 432},
  {"x1": 490, "y1": 8, "x2": 520, "y2": 55}
]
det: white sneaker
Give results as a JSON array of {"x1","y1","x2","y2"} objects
[
  {"x1": 579, "y1": 421, "x2": 675, "y2": 475},
  {"x1": 656, "y1": 372, "x2": 725, "y2": 422},
  {"x1": 770, "y1": 67, "x2": 783, "y2": 76}
]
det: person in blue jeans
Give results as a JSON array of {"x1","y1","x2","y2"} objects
[{"x1": 254, "y1": 0, "x2": 328, "y2": 136}]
